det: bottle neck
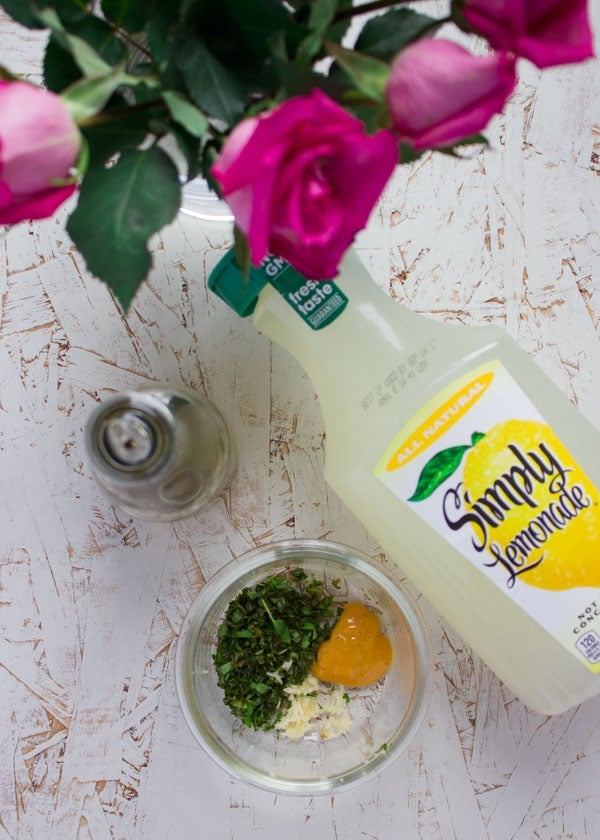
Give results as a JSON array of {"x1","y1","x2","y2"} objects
[{"x1": 251, "y1": 250, "x2": 428, "y2": 418}]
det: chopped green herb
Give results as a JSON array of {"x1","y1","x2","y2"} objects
[
  {"x1": 343, "y1": 692, "x2": 350, "y2": 703},
  {"x1": 376, "y1": 743, "x2": 388, "y2": 753},
  {"x1": 213, "y1": 572, "x2": 341, "y2": 730}
]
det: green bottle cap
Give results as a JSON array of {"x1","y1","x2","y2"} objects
[{"x1": 207, "y1": 249, "x2": 269, "y2": 317}]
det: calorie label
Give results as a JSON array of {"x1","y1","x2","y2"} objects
[{"x1": 576, "y1": 631, "x2": 600, "y2": 665}]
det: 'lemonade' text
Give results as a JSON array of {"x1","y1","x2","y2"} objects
[{"x1": 442, "y1": 440, "x2": 592, "y2": 587}]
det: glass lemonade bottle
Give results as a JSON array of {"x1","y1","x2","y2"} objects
[{"x1": 209, "y1": 248, "x2": 600, "y2": 715}]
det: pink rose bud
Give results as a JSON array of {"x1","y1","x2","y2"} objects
[
  {"x1": 0, "y1": 80, "x2": 81, "y2": 224},
  {"x1": 211, "y1": 89, "x2": 398, "y2": 279},
  {"x1": 459, "y1": 0, "x2": 595, "y2": 69},
  {"x1": 385, "y1": 39, "x2": 517, "y2": 151}
]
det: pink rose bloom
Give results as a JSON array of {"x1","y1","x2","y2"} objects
[
  {"x1": 386, "y1": 39, "x2": 517, "y2": 151},
  {"x1": 211, "y1": 89, "x2": 398, "y2": 278},
  {"x1": 0, "y1": 81, "x2": 81, "y2": 224},
  {"x1": 459, "y1": 0, "x2": 594, "y2": 69}
]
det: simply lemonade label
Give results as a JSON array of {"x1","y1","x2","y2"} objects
[{"x1": 374, "y1": 360, "x2": 600, "y2": 672}]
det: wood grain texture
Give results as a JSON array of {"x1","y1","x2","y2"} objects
[{"x1": 1, "y1": 6, "x2": 599, "y2": 839}]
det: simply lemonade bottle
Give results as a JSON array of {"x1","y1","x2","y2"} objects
[{"x1": 209, "y1": 248, "x2": 600, "y2": 715}]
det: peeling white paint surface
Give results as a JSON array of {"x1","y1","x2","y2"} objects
[{"x1": 1, "y1": 8, "x2": 600, "y2": 840}]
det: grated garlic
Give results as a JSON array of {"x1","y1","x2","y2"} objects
[{"x1": 275, "y1": 675, "x2": 352, "y2": 741}]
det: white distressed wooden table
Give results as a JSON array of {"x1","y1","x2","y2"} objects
[{"x1": 2, "y1": 9, "x2": 599, "y2": 840}]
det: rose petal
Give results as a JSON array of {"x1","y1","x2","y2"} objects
[
  {"x1": 462, "y1": 0, "x2": 594, "y2": 68},
  {"x1": 0, "y1": 81, "x2": 80, "y2": 196},
  {"x1": 0, "y1": 184, "x2": 77, "y2": 224},
  {"x1": 211, "y1": 90, "x2": 398, "y2": 278},
  {"x1": 386, "y1": 40, "x2": 516, "y2": 150}
]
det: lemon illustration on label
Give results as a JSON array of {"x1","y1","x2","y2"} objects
[
  {"x1": 409, "y1": 420, "x2": 600, "y2": 591},
  {"x1": 462, "y1": 420, "x2": 599, "y2": 590}
]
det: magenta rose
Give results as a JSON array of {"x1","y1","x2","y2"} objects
[
  {"x1": 211, "y1": 89, "x2": 398, "y2": 278},
  {"x1": 385, "y1": 39, "x2": 517, "y2": 152},
  {"x1": 457, "y1": 0, "x2": 594, "y2": 69},
  {"x1": 0, "y1": 81, "x2": 81, "y2": 225}
]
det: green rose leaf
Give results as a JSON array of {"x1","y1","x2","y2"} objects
[
  {"x1": 67, "y1": 147, "x2": 181, "y2": 311},
  {"x1": 51, "y1": 0, "x2": 88, "y2": 27},
  {"x1": 39, "y1": 7, "x2": 155, "y2": 90},
  {"x1": 66, "y1": 33, "x2": 114, "y2": 78},
  {"x1": 81, "y1": 105, "x2": 150, "y2": 167},
  {"x1": 145, "y1": 4, "x2": 180, "y2": 68},
  {"x1": 355, "y1": 9, "x2": 439, "y2": 61},
  {"x1": 168, "y1": 122, "x2": 202, "y2": 181},
  {"x1": 349, "y1": 101, "x2": 388, "y2": 134},
  {"x1": 325, "y1": 0, "x2": 354, "y2": 45},
  {"x1": 296, "y1": 0, "x2": 338, "y2": 63},
  {"x1": 62, "y1": 68, "x2": 134, "y2": 122},
  {"x1": 200, "y1": 142, "x2": 222, "y2": 188},
  {"x1": 399, "y1": 143, "x2": 425, "y2": 164},
  {"x1": 44, "y1": 17, "x2": 128, "y2": 93},
  {"x1": 0, "y1": 0, "x2": 45, "y2": 28},
  {"x1": 324, "y1": 40, "x2": 389, "y2": 104},
  {"x1": 177, "y1": 37, "x2": 246, "y2": 126},
  {"x1": 208, "y1": 0, "x2": 299, "y2": 63},
  {"x1": 162, "y1": 91, "x2": 209, "y2": 138},
  {"x1": 101, "y1": 0, "x2": 147, "y2": 33},
  {"x1": 438, "y1": 134, "x2": 490, "y2": 157},
  {"x1": 37, "y1": 9, "x2": 114, "y2": 78},
  {"x1": 275, "y1": 59, "x2": 346, "y2": 100},
  {"x1": 301, "y1": 0, "x2": 343, "y2": 35}
]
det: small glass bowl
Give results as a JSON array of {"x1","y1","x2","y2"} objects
[
  {"x1": 178, "y1": 177, "x2": 234, "y2": 222},
  {"x1": 175, "y1": 539, "x2": 433, "y2": 795}
]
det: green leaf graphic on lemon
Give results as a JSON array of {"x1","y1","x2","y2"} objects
[
  {"x1": 409, "y1": 420, "x2": 600, "y2": 591},
  {"x1": 408, "y1": 432, "x2": 485, "y2": 501}
]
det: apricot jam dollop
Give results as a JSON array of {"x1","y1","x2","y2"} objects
[{"x1": 311, "y1": 602, "x2": 393, "y2": 687}]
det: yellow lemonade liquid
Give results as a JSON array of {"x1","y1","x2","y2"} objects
[{"x1": 210, "y1": 249, "x2": 600, "y2": 715}]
